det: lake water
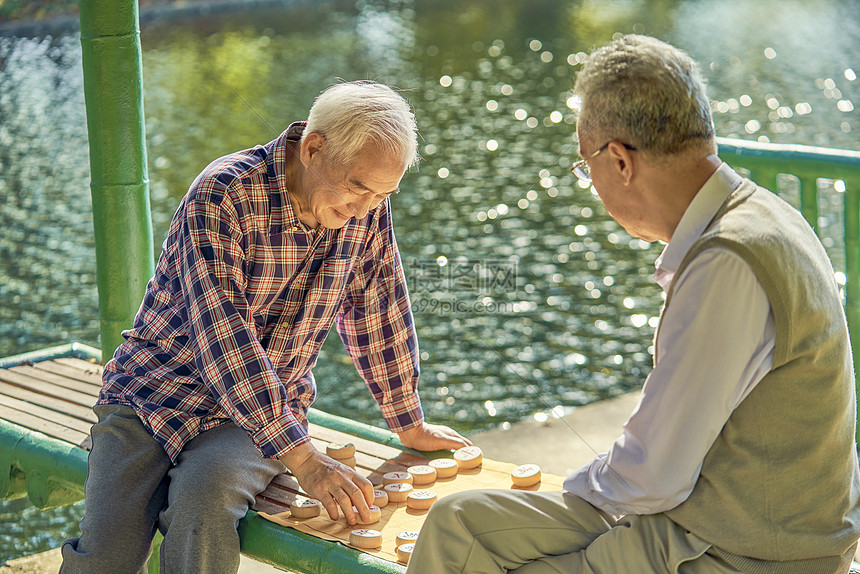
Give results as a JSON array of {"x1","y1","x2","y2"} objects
[{"x1": 0, "y1": 0, "x2": 857, "y2": 563}]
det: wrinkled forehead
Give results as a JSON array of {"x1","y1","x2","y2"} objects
[{"x1": 344, "y1": 147, "x2": 406, "y2": 190}]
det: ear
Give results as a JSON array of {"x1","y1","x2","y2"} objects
[
  {"x1": 606, "y1": 141, "x2": 636, "y2": 185},
  {"x1": 300, "y1": 132, "x2": 326, "y2": 167}
]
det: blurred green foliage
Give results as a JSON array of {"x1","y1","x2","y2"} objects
[
  {"x1": 0, "y1": 0, "x2": 78, "y2": 21},
  {"x1": 0, "y1": 0, "x2": 212, "y2": 22}
]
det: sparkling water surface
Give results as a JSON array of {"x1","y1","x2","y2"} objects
[{"x1": 0, "y1": 0, "x2": 857, "y2": 563}]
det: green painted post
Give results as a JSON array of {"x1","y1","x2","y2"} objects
[
  {"x1": 79, "y1": 0, "x2": 154, "y2": 362},
  {"x1": 148, "y1": 531, "x2": 164, "y2": 574},
  {"x1": 845, "y1": 181, "x2": 860, "y2": 444},
  {"x1": 799, "y1": 177, "x2": 820, "y2": 232}
]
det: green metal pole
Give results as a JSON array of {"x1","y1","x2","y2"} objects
[
  {"x1": 799, "y1": 177, "x2": 820, "y2": 232},
  {"x1": 79, "y1": 0, "x2": 154, "y2": 362},
  {"x1": 0, "y1": 342, "x2": 101, "y2": 369},
  {"x1": 0, "y1": 418, "x2": 87, "y2": 510}
]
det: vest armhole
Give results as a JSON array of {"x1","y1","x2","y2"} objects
[{"x1": 669, "y1": 238, "x2": 790, "y2": 367}]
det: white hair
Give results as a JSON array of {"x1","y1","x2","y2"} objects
[
  {"x1": 574, "y1": 35, "x2": 715, "y2": 156},
  {"x1": 303, "y1": 80, "x2": 419, "y2": 169}
]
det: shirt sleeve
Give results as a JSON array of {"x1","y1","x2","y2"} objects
[
  {"x1": 336, "y1": 200, "x2": 424, "y2": 433},
  {"x1": 563, "y1": 248, "x2": 775, "y2": 516},
  {"x1": 179, "y1": 184, "x2": 310, "y2": 459}
]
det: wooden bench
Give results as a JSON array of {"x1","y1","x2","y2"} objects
[{"x1": 0, "y1": 345, "x2": 410, "y2": 573}]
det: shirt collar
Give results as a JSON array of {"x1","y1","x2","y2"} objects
[
  {"x1": 271, "y1": 121, "x2": 307, "y2": 231},
  {"x1": 653, "y1": 162, "x2": 743, "y2": 289}
]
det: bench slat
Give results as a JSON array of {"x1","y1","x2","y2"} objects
[
  {"x1": 0, "y1": 380, "x2": 97, "y2": 423},
  {"x1": 52, "y1": 357, "x2": 104, "y2": 380},
  {"x1": 309, "y1": 425, "x2": 407, "y2": 461},
  {"x1": 9, "y1": 365, "x2": 102, "y2": 397},
  {"x1": 0, "y1": 369, "x2": 99, "y2": 410},
  {"x1": 0, "y1": 402, "x2": 89, "y2": 446},
  {"x1": 27, "y1": 360, "x2": 104, "y2": 388},
  {"x1": 0, "y1": 394, "x2": 93, "y2": 435}
]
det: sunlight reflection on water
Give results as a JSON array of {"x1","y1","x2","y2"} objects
[{"x1": 0, "y1": 0, "x2": 857, "y2": 561}]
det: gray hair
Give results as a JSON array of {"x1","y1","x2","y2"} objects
[
  {"x1": 574, "y1": 35, "x2": 715, "y2": 156},
  {"x1": 303, "y1": 80, "x2": 419, "y2": 169}
]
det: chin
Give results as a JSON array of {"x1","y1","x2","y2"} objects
[
  {"x1": 322, "y1": 221, "x2": 350, "y2": 230},
  {"x1": 323, "y1": 215, "x2": 352, "y2": 229}
]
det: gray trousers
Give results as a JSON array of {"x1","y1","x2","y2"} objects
[
  {"x1": 406, "y1": 489, "x2": 744, "y2": 574},
  {"x1": 60, "y1": 404, "x2": 285, "y2": 574}
]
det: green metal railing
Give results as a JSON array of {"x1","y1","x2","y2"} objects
[{"x1": 716, "y1": 136, "x2": 860, "y2": 441}]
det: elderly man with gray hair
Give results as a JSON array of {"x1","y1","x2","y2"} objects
[
  {"x1": 61, "y1": 80, "x2": 471, "y2": 573},
  {"x1": 408, "y1": 35, "x2": 860, "y2": 574}
]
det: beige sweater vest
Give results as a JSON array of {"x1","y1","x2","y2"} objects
[{"x1": 662, "y1": 180, "x2": 860, "y2": 574}]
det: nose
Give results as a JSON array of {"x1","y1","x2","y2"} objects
[{"x1": 348, "y1": 195, "x2": 374, "y2": 219}]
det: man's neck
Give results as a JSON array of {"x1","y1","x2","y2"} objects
[
  {"x1": 283, "y1": 144, "x2": 319, "y2": 229},
  {"x1": 644, "y1": 152, "x2": 722, "y2": 242}
]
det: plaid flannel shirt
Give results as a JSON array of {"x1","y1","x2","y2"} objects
[{"x1": 99, "y1": 122, "x2": 424, "y2": 463}]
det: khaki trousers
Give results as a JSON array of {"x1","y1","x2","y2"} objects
[{"x1": 406, "y1": 489, "x2": 743, "y2": 574}]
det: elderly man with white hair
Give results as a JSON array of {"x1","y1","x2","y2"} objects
[
  {"x1": 407, "y1": 35, "x2": 860, "y2": 574},
  {"x1": 61, "y1": 80, "x2": 470, "y2": 573}
]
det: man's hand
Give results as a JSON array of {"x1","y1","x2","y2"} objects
[
  {"x1": 278, "y1": 442, "x2": 374, "y2": 525},
  {"x1": 398, "y1": 421, "x2": 472, "y2": 451}
]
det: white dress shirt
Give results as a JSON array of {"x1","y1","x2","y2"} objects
[{"x1": 563, "y1": 163, "x2": 777, "y2": 516}]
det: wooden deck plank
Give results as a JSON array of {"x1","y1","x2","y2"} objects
[
  {"x1": 0, "y1": 381, "x2": 97, "y2": 423},
  {"x1": 0, "y1": 403, "x2": 88, "y2": 446},
  {"x1": 9, "y1": 365, "x2": 102, "y2": 397},
  {"x1": 27, "y1": 360, "x2": 104, "y2": 388},
  {"x1": 251, "y1": 494, "x2": 289, "y2": 515},
  {"x1": 0, "y1": 369, "x2": 98, "y2": 409},
  {"x1": 0, "y1": 394, "x2": 93, "y2": 435},
  {"x1": 52, "y1": 357, "x2": 104, "y2": 378}
]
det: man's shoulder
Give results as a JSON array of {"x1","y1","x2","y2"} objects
[
  {"x1": 190, "y1": 144, "x2": 273, "y2": 205},
  {"x1": 689, "y1": 180, "x2": 836, "y2": 303},
  {"x1": 680, "y1": 180, "x2": 830, "y2": 295},
  {"x1": 702, "y1": 180, "x2": 815, "y2": 245}
]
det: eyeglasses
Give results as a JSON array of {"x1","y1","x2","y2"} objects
[{"x1": 571, "y1": 141, "x2": 637, "y2": 183}]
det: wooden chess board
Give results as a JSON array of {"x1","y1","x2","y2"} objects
[{"x1": 254, "y1": 426, "x2": 564, "y2": 565}]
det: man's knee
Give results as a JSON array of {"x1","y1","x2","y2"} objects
[
  {"x1": 170, "y1": 459, "x2": 270, "y2": 515},
  {"x1": 427, "y1": 489, "x2": 472, "y2": 517},
  {"x1": 162, "y1": 482, "x2": 252, "y2": 532},
  {"x1": 423, "y1": 489, "x2": 499, "y2": 533},
  {"x1": 427, "y1": 489, "x2": 556, "y2": 527}
]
